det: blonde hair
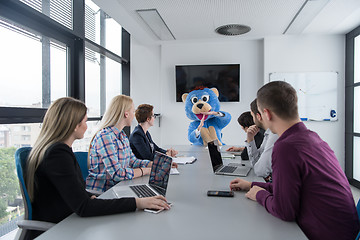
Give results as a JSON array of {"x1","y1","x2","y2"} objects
[
  {"x1": 97, "y1": 95, "x2": 133, "y2": 131},
  {"x1": 26, "y1": 97, "x2": 87, "y2": 201}
]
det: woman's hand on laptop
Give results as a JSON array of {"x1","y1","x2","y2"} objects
[
  {"x1": 229, "y1": 178, "x2": 251, "y2": 191},
  {"x1": 135, "y1": 195, "x2": 171, "y2": 210}
]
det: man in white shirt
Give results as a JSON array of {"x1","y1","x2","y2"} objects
[{"x1": 246, "y1": 99, "x2": 278, "y2": 182}]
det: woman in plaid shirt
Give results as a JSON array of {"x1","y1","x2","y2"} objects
[{"x1": 86, "y1": 95, "x2": 153, "y2": 192}]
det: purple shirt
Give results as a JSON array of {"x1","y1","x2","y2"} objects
[{"x1": 253, "y1": 122, "x2": 359, "y2": 240}]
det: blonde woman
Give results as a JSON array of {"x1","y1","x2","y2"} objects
[
  {"x1": 86, "y1": 95, "x2": 152, "y2": 192},
  {"x1": 26, "y1": 97, "x2": 170, "y2": 239}
]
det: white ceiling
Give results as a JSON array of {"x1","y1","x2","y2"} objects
[{"x1": 94, "y1": 0, "x2": 360, "y2": 43}]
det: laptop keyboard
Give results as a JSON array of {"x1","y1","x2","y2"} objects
[
  {"x1": 219, "y1": 166, "x2": 237, "y2": 173},
  {"x1": 130, "y1": 185, "x2": 157, "y2": 198}
]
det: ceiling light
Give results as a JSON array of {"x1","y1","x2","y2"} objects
[
  {"x1": 283, "y1": 0, "x2": 330, "y2": 34},
  {"x1": 215, "y1": 24, "x2": 251, "y2": 36},
  {"x1": 136, "y1": 9, "x2": 175, "y2": 40}
]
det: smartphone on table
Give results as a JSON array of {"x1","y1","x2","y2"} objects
[{"x1": 207, "y1": 190, "x2": 234, "y2": 197}]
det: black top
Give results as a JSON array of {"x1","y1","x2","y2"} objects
[
  {"x1": 241, "y1": 128, "x2": 265, "y2": 160},
  {"x1": 129, "y1": 125, "x2": 166, "y2": 160},
  {"x1": 30, "y1": 143, "x2": 136, "y2": 238}
]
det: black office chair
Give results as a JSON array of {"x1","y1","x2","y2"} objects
[{"x1": 14, "y1": 147, "x2": 55, "y2": 240}]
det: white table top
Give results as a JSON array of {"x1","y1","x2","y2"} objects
[{"x1": 36, "y1": 145, "x2": 306, "y2": 240}]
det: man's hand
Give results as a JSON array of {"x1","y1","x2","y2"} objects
[
  {"x1": 247, "y1": 125, "x2": 259, "y2": 143},
  {"x1": 245, "y1": 186, "x2": 265, "y2": 201},
  {"x1": 229, "y1": 178, "x2": 251, "y2": 191}
]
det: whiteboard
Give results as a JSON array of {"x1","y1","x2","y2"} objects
[{"x1": 269, "y1": 72, "x2": 338, "y2": 121}]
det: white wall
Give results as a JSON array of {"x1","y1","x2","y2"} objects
[
  {"x1": 130, "y1": 38, "x2": 162, "y2": 143},
  {"x1": 264, "y1": 35, "x2": 346, "y2": 168},
  {"x1": 131, "y1": 40, "x2": 264, "y2": 147}
]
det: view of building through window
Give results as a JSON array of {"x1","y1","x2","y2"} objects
[{"x1": 0, "y1": 0, "x2": 123, "y2": 237}]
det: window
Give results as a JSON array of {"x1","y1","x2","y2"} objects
[
  {"x1": 0, "y1": 19, "x2": 67, "y2": 109},
  {"x1": 355, "y1": 36, "x2": 360, "y2": 84},
  {"x1": 345, "y1": 25, "x2": 360, "y2": 187},
  {"x1": 85, "y1": 49, "x2": 122, "y2": 117},
  {"x1": 85, "y1": 0, "x2": 122, "y2": 56},
  {"x1": 19, "y1": 0, "x2": 73, "y2": 30},
  {"x1": 0, "y1": 0, "x2": 129, "y2": 237},
  {"x1": 0, "y1": 123, "x2": 41, "y2": 237}
]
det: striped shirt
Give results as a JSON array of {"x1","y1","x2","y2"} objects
[{"x1": 86, "y1": 126, "x2": 150, "y2": 192}]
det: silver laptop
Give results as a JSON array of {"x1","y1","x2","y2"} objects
[
  {"x1": 207, "y1": 141, "x2": 251, "y2": 177},
  {"x1": 112, "y1": 151, "x2": 172, "y2": 198}
]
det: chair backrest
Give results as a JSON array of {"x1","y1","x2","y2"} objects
[
  {"x1": 74, "y1": 151, "x2": 89, "y2": 181},
  {"x1": 15, "y1": 147, "x2": 33, "y2": 220}
]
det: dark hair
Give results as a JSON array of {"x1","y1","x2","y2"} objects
[
  {"x1": 237, "y1": 111, "x2": 254, "y2": 128},
  {"x1": 135, "y1": 104, "x2": 154, "y2": 123},
  {"x1": 257, "y1": 81, "x2": 298, "y2": 120},
  {"x1": 250, "y1": 99, "x2": 259, "y2": 115}
]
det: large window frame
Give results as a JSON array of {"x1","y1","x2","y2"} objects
[
  {"x1": 345, "y1": 24, "x2": 360, "y2": 188},
  {"x1": 0, "y1": 0, "x2": 130, "y2": 125}
]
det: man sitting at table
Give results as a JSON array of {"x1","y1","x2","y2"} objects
[{"x1": 229, "y1": 81, "x2": 359, "y2": 240}]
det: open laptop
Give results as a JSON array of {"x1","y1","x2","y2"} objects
[
  {"x1": 207, "y1": 141, "x2": 251, "y2": 177},
  {"x1": 112, "y1": 151, "x2": 173, "y2": 198}
]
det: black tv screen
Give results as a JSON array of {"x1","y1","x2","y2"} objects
[{"x1": 175, "y1": 64, "x2": 240, "y2": 102}]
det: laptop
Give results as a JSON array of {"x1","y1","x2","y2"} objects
[
  {"x1": 207, "y1": 141, "x2": 251, "y2": 177},
  {"x1": 112, "y1": 151, "x2": 173, "y2": 199}
]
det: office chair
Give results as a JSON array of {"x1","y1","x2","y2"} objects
[
  {"x1": 73, "y1": 151, "x2": 102, "y2": 196},
  {"x1": 356, "y1": 198, "x2": 360, "y2": 240},
  {"x1": 73, "y1": 151, "x2": 89, "y2": 181},
  {"x1": 14, "y1": 147, "x2": 55, "y2": 240}
]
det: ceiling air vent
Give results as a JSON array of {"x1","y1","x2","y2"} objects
[{"x1": 215, "y1": 24, "x2": 251, "y2": 36}]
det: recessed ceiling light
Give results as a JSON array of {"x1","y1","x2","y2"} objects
[{"x1": 215, "y1": 24, "x2": 251, "y2": 36}]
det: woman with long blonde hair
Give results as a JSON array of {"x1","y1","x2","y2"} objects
[
  {"x1": 86, "y1": 95, "x2": 152, "y2": 192},
  {"x1": 26, "y1": 97, "x2": 170, "y2": 239}
]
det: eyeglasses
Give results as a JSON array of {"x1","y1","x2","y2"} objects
[{"x1": 151, "y1": 114, "x2": 156, "y2": 118}]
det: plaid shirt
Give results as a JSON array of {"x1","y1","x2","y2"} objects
[{"x1": 86, "y1": 126, "x2": 150, "y2": 192}]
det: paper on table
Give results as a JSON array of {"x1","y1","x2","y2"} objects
[
  {"x1": 172, "y1": 156, "x2": 197, "y2": 164},
  {"x1": 170, "y1": 168, "x2": 180, "y2": 175}
]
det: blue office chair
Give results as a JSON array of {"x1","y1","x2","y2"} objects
[
  {"x1": 356, "y1": 198, "x2": 360, "y2": 240},
  {"x1": 73, "y1": 151, "x2": 89, "y2": 181},
  {"x1": 14, "y1": 147, "x2": 55, "y2": 240}
]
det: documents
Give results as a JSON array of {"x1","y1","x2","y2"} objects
[{"x1": 172, "y1": 156, "x2": 197, "y2": 164}]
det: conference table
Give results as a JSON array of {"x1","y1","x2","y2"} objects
[{"x1": 36, "y1": 145, "x2": 307, "y2": 239}]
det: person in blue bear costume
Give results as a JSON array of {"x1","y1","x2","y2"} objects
[{"x1": 182, "y1": 87, "x2": 231, "y2": 146}]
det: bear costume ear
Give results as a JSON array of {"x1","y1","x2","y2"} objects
[
  {"x1": 182, "y1": 93, "x2": 189, "y2": 102},
  {"x1": 211, "y1": 88, "x2": 219, "y2": 97}
]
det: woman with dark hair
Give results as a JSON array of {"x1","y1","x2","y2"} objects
[{"x1": 130, "y1": 104, "x2": 178, "y2": 160}]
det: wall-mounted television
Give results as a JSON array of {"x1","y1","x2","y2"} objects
[{"x1": 175, "y1": 64, "x2": 240, "y2": 102}]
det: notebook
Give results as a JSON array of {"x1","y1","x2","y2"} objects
[
  {"x1": 112, "y1": 151, "x2": 173, "y2": 198},
  {"x1": 207, "y1": 141, "x2": 251, "y2": 177},
  {"x1": 172, "y1": 156, "x2": 197, "y2": 164}
]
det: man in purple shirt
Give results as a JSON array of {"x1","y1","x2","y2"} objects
[{"x1": 229, "y1": 81, "x2": 359, "y2": 240}]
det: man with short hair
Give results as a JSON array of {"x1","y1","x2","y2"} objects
[
  {"x1": 246, "y1": 99, "x2": 278, "y2": 181},
  {"x1": 230, "y1": 81, "x2": 359, "y2": 240}
]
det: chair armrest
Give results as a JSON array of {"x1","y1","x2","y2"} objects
[{"x1": 17, "y1": 220, "x2": 56, "y2": 231}]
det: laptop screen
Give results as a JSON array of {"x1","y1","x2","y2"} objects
[
  {"x1": 207, "y1": 141, "x2": 223, "y2": 172},
  {"x1": 148, "y1": 151, "x2": 173, "y2": 196}
]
